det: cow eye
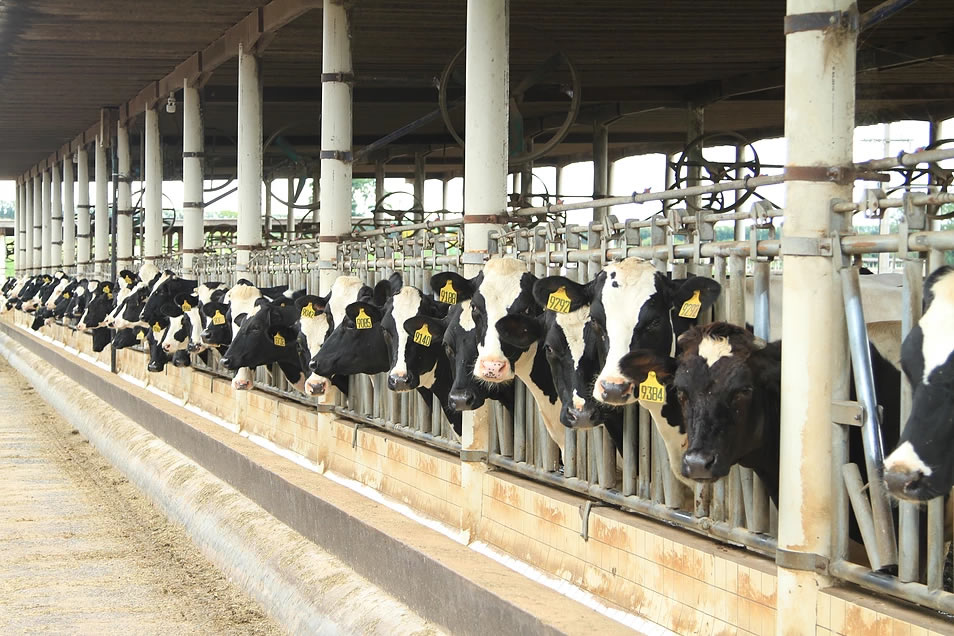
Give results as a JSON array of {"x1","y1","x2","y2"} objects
[{"x1": 543, "y1": 343, "x2": 553, "y2": 355}]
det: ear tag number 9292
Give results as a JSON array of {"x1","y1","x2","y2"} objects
[
  {"x1": 678, "y1": 289, "x2": 702, "y2": 319},
  {"x1": 355, "y1": 307, "x2": 373, "y2": 330},
  {"x1": 547, "y1": 286, "x2": 572, "y2": 313},
  {"x1": 439, "y1": 280, "x2": 458, "y2": 305},
  {"x1": 413, "y1": 323, "x2": 433, "y2": 346},
  {"x1": 638, "y1": 371, "x2": 666, "y2": 404}
]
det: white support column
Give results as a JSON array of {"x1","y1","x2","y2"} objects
[
  {"x1": 13, "y1": 180, "x2": 21, "y2": 274},
  {"x1": 182, "y1": 78, "x2": 205, "y2": 276},
  {"x1": 116, "y1": 119, "x2": 134, "y2": 271},
  {"x1": 776, "y1": 0, "x2": 856, "y2": 632},
  {"x1": 318, "y1": 0, "x2": 353, "y2": 292},
  {"x1": 23, "y1": 179, "x2": 33, "y2": 273},
  {"x1": 237, "y1": 43, "x2": 263, "y2": 279},
  {"x1": 76, "y1": 147, "x2": 91, "y2": 275},
  {"x1": 32, "y1": 174, "x2": 42, "y2": 273},
  {"x1": 460, "y1": 0, "x2": 509, "y2": 539},
  {"x1": 41, "y1": 168, "x2": 52, "y2": 272},
  {"x1": 63, "y1": 156, "x2": 75, "y2": 271},
  {"x1": 51, "y1": 162, "x2": 62, "y2": 269},
  {"x1": 144, "y1": 107, "x2": 163, "y2": 261},
  {"x1": 95, "y1": 136, "x2": 109, "y2": 277}
]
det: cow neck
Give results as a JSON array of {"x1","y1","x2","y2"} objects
[{"x1": 513, "y1": 342, "x2": 565, "y2": 454}]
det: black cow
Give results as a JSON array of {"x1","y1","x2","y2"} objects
[
  {"x1": 623, "y1": 322, "x2": 900, "y2": 505},
  {"x1": 77, "y1": 281, "x2": 118, "y2": 331},
  {"x1": 220, "y1": 297, "x2": 307, "y2": 391},
  {"x1": 884, "y1": 266, "x2": 954, "y2": 500}
]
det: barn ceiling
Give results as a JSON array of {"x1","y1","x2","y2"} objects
[{"x1": 0, "y1": 0, "x2": 953, "y2": 180}]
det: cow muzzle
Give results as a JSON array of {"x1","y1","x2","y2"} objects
[
  {"x1": 388, "y1": 371, "x2": 414, "y2": 392},
  {"x1": 595, "y1": 376, "x2": 634, "y2": 405},
  {"x1": 304, "y1": 374, "x2": 329, "y2": 397},
  {"x1": 682, "y1": 450, "x2": 719, "y2": 482},
  {"x1": 448, "y1": 388, "x2": 480, "y2": 412},
  {"x1": 883, "y1": 467, "x2": 932, "y2": 501},
  {"x1": 474, "y1": 357, "x2": 511, "y2": 382},
  {"x1": 232, "y1": 376, "x2": 253, "y2": 391},
  {"x1": 562, "y1": 405, "x2": 597, "y2": 429}
]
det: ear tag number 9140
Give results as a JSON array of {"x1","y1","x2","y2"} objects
[
  {"x1": 355, "y1": 308, "x2": 373, "y2": 330},
  {"x1": 413, "y1": 323, "x2": 433, "y2": 346},
  {"x1": 547, "y1": 286, "x2": 572, "y2": 313},
  {"x1": 678, "y1": 289, "x2": 702, "y2": 319},
  {"x1": 638, "y1": 371, "x2": 666, "y2": 404}
]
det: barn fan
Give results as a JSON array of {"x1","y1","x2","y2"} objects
[
  {"x1": 669, "y1": 132, "x2": 762, "y2": 212},
  {"x1": 438, "y1": 48, "x2": 582, "y2": 167}
]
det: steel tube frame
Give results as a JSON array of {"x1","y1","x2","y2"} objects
[
  {"x1": 144, "y1": 108, "x2": 163, "y2": 261},
  {"x1": 116, "y1": 120, "x2": 133, "y2": 271},
  {"x1": 182, "y1": 78, "x2": 205, "y2": 276},
  {"x1": 76, "y1": 148, "x2": 91, "y2": 274}
]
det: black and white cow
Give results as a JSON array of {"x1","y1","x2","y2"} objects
[
  {"x1": 589, "y1": 257, "x2": 721, "y2": 491},
  {"x1": 884, "y1": 266, "x2": 954, "y2": 501},
  {"x1": 77, "y1": 281, "x2": 118, "y2": 331},
  {"x1": 430, "y1": 258, "x2": 564, "y2": 453},
  {"x1": 220, "y1": 297, "x2": 307, "y2": 392},
  {"x1": 623, "y1": 321, "x2": 900, "y2": 505}
]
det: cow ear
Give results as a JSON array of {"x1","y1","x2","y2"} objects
[
  {"x1": 202, "y1": 302, "x2": 222, "y2": 317},
  {"x1": 356, "y1": 284, "x2": 375, "y2": 304},
  {"x1": 532, "y1": 276, "x2": 591, "y2": 313},
  {"x1": 295, "y1": 294, "x2": 327, "y2": 314},
  {"x1": 160, "y1": 302, "x2": 183, "y2": 318},
  {"x1": 430, "y1": 272, "x2": 476, "y2": 305},
  {"x1": 496, "y1": 314, "x2": 543, "y2": 349},
  {"x1": 618, "y1": 349, "x2": 677, "y2": 385},
  {"x1": 345, "y1": 301, "x2": 383, "y2": 326},
  {"x1": 403, "y1": 315, "x2": 446, "y2": 345},
  {"x1": 372, "y1": 280, "x2": 392, "y2": 307},
  {"x1": 671, "y1": 276, "x2": 721, "y2": 316},
  {"x1": 388, "y1": 272, "x2": 404, "y2": 294},
  {"x1": 234, "y1": 314, "x2": 248, "y2": 329},
  {"x1": 174, "y1": 293, "x2": 198, "y2": 311}
]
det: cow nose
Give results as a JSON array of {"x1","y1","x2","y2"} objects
[
  {"x1": 305, "y1": 377, "x2": 327, "y2": 396},
  {"x1": 232, "y1": 377, "x2": 253, "y2": 391},
  {"x1": 220, "y1": 356, "x2": 232, "y2": 368},
  {"x1": 682, "y1": 450, "x2": 718, "y2": 481},
  {"x1": 563, "y1": 406, "x2": 595, "y2": 429},
  {"x1": 596, "y1": 377, "x2": 633, "y2": 404},
  {"x1": 388, "y1": 372, "x2": 412, "y2": 391},
  {"x1": 475, "y1": 358, "x2": 509, "y2": 381},
  {"x1": 448, "y1": 389, "x2": 478, "y2": 412},
  {"x1": 147, "y1": 360, "x2": 162, "y2": 373},
  {"x1": 884, "y1": 468, "x2": 925, "y2": 499}
]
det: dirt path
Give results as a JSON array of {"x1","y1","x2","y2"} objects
[{"x1": 0, "y1": 356, "x2": 283, "y2": 635}]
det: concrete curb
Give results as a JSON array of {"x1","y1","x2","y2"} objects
[{"x1": 0, "y1": 329, "x2": 443, "y2": 636}]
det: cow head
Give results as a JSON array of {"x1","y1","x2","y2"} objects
[
  {"x1": 624, "y1": 322, "x2": 779, "y2": 487},
  {"x1": 884, "y1": 266, "x2": 954, "y2": 501},
  {"x1": 112, "y1": 326, "x2": 148, "y2": 350},
  {"x1": 159, "y1": 295, "x2": 197, "y2": 354},
  {"x1": 310, "y1": 300, "x2": 390, "y2": 378},
  {"x1": 77, "y1": 281, "x2": 116, "y2": 331},
  {"x1": 591, "y1": 258, "x2": 721, "y2": 406},
  {"x1": 383, "y1": 285, "x2": 448, "y2": 391},
  {"x1": 220, "y1": 298, "x2": 299, "y2": 373},
  {"x1": 200, "y1": 300, "x2": 232, "y2": 348}
]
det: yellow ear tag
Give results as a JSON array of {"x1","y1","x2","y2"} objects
[
  {"x1": 546, "y1": 286, "x2": 572, "y2": 313},
  {"x1": 124, "y1": 275, "x2": 133, "y2": 284},
  {"x1": 678, "y1": 289, "x2": 702, "y2": 319},
  {"x1": 212, "y1": 310, "x2": 226, "y2": 325},
  {"x1": 62, "y1": 292, "x2": 70, "y2": 299},
  {"x1": 136, "y1": 330, "x2": 145, "y2": 341},
  {"x1": 273, "y1": 332, "x2": 286, "y2": 347},
  {"x1": 107, "y1": 293, "x2": 114, "y2": 300},
  {"x1": 300, "y1": 303, "x2": 316, "y2": 318},
  {"x1": 638, "y1": 371, "x2": 666, "y2": 404},
  {"x1": 413, "y1": 323, "x2": 433, "y2": 347},
  {"x1": 439, "y1": 280, "x2": 458, "y2": 305},
  {"x1": 102, "y1": 285, "x2": 110, "y2": 294},
  {"x1": 152, "y1": 322, "x2": 162, "y2": 334},
  {"x1": 181, "y1": 300, "x2": 192, "y2": 311},
  {"x1": 355, "y1": 307, "x2": 373, "y2": 330}
]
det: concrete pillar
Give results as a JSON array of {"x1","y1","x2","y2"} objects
[
  {"x1": 237, "y1": 43, "x2": 263, "y2": 278},
  {"x1": 14, "y1": 180, "x2": 22, "y2": 274},
  {"x1": 51, "y1": 162, "x2": 62, "y2": 269},
  {"x1": 76, "y1": 148, "x2": 91, "y2": 275},
  {"x1": 460, "y1": 0, "x2": 509, "y2": 539},
  {"x1": 592, "y1": 121, "x2": 608, "y2": 222},
  {"x1": 116, "y1": 119, "x2": 133, "y2": 271},
  {"x1": 63, "y1": 156, "x2": 75, "y2": 270},
  {"x1": 41, "y1": 169, "x2": 51, "y2": 272},
  {"x1": 95, "y1": 136, "x2": 109, "y2": 277},
  {"x1": 23, "y1": 179, "x2": 33, "y2": 273},
  {"x1": 32, "y1": 174, "x2": 41, "y2": 273},
  {"x1": 318, "y1": 0, "x2": 353, "y2": 292},
  {"x1": 144, "y1": 107, "x2": 163, "y2": 261},
  {"x1": 776, "y1": 0, "x2": 856, "y2": 632},
  {"x1": 182, "y1": 78, "x2": 205, "y2": 276}
]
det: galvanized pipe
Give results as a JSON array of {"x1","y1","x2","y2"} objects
[
  {"x1": 841, "y1": 462, "x2": 884, "y2": 569},
  {"x1": 829, "y1": 559, "x2": 954, "y2": 615},
  {"x1": 840, "y1": 267, "x2": 898, "y2": 570},
  {"x1": 897, "y1": 261, "x2": 923, "y2": 582}
]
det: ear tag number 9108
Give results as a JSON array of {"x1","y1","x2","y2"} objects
[
  {"x1": 638, "y1": 371, "x2": 666, "y2": 403},
  {"x1": 678, "y1": 290, "x2": 702, "y2": 319}
]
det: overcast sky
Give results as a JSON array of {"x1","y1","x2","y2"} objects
[{"x1": 2, "y1": 118, "x2": 949, "y2": 228}]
